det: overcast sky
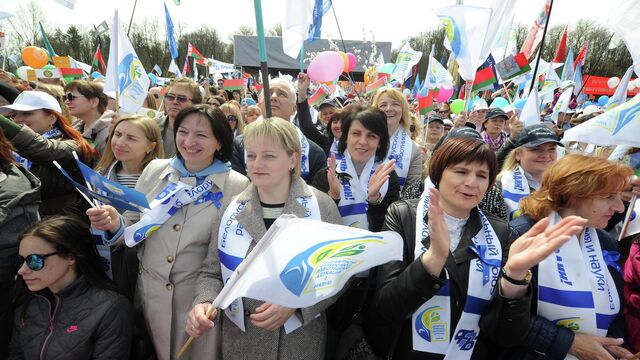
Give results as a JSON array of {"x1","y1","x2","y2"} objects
[{"x1": 0, "y1": 0, "x2": 614, "y2": 49}]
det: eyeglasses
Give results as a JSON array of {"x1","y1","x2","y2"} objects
[
  {"x1": 64, "y1": 93, "x2": 85, "y2": 102},
  {"x1": 13, "y1": 252, "x2": 59, "y2": 271},
  {"x1": 165, "y1": 94, "x2": 192, "y2": 104},
  {"x1": 226, "y1": 115, "x2": 238, "y2": 123}
]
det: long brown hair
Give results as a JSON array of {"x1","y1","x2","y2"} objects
[{"x1": 0, "y1": 127, "x2": 16, "y2": 169}]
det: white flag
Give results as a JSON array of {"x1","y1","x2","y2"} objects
[
  {"x1": 563, "y1": 93, "x2": 640, "y2": 147},
  {"x1": 104, "y1": 10, "x2": 150, "y2": 114},
  {"x1": 622, "y1": 200, "x2": 640, "y2": 238},
  {"x1": 391, "y1": 42, "x2": 423, "y2": 82},
  {"x1": 168, "y1": 58, "x2": 181, "y2": 77},
  {"x1": 479, "y1": 0, "x2": 517, "y2": 64},
  {"x1": 282, "y1": 0, "x2": 315, "y2": 59},
  {"x1": 608, "y1": 0, "x2": 640, "y2": 76},
  {"x1": 606, "y1": 65, "x2": 635, "y2": 110},
  {"x1": 520, "y1": 86, "x2": 541, "y2": 127},
  {"x1": 551, "y1": 86, "x2": 573, "y2": 123},
  {"x1": 54, "y1": 0, "x2": 76, "y2": 9},
  {"x1": 216, "y1": 215, "x2": 403, "y2": 310}
]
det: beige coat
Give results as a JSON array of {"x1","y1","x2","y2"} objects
[
  {"x1": 193, "y1": 177, "x2": 342, "y2": 360},
  {"x1": 117, "y1": 159, "x2": 249, "y2": 360}
]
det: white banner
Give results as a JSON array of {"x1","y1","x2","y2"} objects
[{"x1": 207, "y1": 58, "x2": 235, "y2": 74}]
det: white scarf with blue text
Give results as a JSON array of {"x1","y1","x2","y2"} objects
[
  {"x1": 218, "y1": 192, "x2": 320, "y2": 332},
  {"x1": 412, "y1": 184, "x2": 502, "y2": 359},
  {"x1": 335, "y1": 150, "x2": 388, "y2": 230},
  {"x1": 295, "y1": 127, "x2": 310, "y2": 179},
  {"x1": 501, "y1": 165, "x2": 530, "y2": 221},
  {"x1": 537, "y1": 212, "x2": 619, "y2": 359},
  {"x1": 387, "y1": 126, "x2": 413, "y2": 188}
]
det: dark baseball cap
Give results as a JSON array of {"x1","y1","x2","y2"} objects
[
  {"x1": 433, "y1": 127, "x2": 483, "y2": 152},
  {"x1": 485, "y1": 108, "x2": 509, "y2": 121},
  {"x1": 319, "y1": 98, "x2": 339, "y2": 110},
  {"x1": 425, "y1": 114, "x2": 444, "y2": 126},
  {"x1": 515, "y1": 124, "x2": 564, "y2": 148}
]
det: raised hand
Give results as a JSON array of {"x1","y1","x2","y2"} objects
[
  {"x1": 86, "y1": 205, "x2": 122, "y2": 233},
  {"x1": 186, "y1": 303, "x2": 217, "y2": 338},
  {"x1": 508, "y1": 114, "x2": 524, "y2": 140},
  {"x1": 420, "y1": 188, "x2": 451, "y2": 277},
  {"x1": 250, "y1": 302, "x2": 296, "y2": 331},
  {"x1": 367, "y1": 159, "x2": 396, "y2": 203},
  {"x1": 297, "y1": 73, "x2": 310, "y2": 102},
  {"x1": 326, "y1": 153, "x2": 341, "y2": 200}
]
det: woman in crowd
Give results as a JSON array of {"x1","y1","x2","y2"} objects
[
  {"x1": 0, "y1": 128, "x2": 40, "y2": 358},
  {"x1": 244, "y1": 105, "x2": 261, "y2": 125},
  {"x1": 497, "y1": 123, "x2": 563, "y2": 221},
  {"x1": 9, "y1": 216, "x2": 132, "y2": 360},
  {"x1": 64, "y1": 80, "x2": 111, "y2": 155},
  {"x1": 219, "y1": 102, "x2": 244, "y2": 138},
  {"x1": 373, "y1": 88, "x2": 423, "y2": 188},
  {"x1": 507, "y1": 154, "x2": 634, "y2": 359},
  {"x1": 186, "y1": 117, "x2": 341, "y2": 360},
  {"x1": 481, "y1": 108, "x2": 509, "y2": 152},
  {"x1": 0, "y1": 91, "x2": 94, "y2": 218},
  {"x1": 312, "y1": 104, "x2": 399, "y2": 232},
  {"x1": 364, "y1": 136, "x2": 586, "y2": 359},
  {"x1": 160, "y1": 78, "x2": 203, "y2": 158},
  {"x1": 326, "y1": 111, "x2": 342, "y2": 156},
  {"x1": 87, "y1": 105, "x2": 249, "y2": 359}
]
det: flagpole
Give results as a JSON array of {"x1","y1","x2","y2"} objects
[
  {"x1": 528, "y1": 0, "x2": 554, "y2": 94},
  {"x1": 127, "y1": 0, "x2": 139, "y2": 36},
  {"x1": 254, "y1": 0, "x2": 272, "y2": 118},
  {"x1": 331, "y1": 4, "x2": 347, "y2": 52},
  {"x1": 576, "y1": 34, "x2": 614, "y2": 97}
]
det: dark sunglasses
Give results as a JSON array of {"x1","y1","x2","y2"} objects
[
  {"x1": 13, "y1": 252, "x2": 59, "y2": 271},
  {"x1": 64, "y1": 93, "x2": 84, "y2": 102},
  {"x1": 152, "y1": 94, "x2": 160, "y2": 99},
  {"x1": 226, "y1": 115, "x2": 238, "y2": 123},
  {"x1": 165, "y1": 94, "x2": 191, "y2": 104}
]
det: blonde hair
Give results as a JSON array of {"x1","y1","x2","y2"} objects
[
  {"x1": 243, "y1": 117, "x2": 301, "y2": 177},
  {"x1": 219, "y1": 102, "x2": 244, "y2": 135},
  {"x1": 498, "y1": 147, "x2": 523, "y2": 179},
  {"x1": 95, "y1": 115, "x2": 164, "y2": 174},
  {"x1": 247, "y1": 105, "x2": 262, "y2": 116},
  {"x1": 372, "y1": 87, "x2": 412, "y2": 133}
]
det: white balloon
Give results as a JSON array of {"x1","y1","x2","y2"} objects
[
  {"x1": 607, "y1": 76, "x2": 621, "y2": 89},
  {"x1": 15, "y1": 66, "x2": 33, "y2": 81}
]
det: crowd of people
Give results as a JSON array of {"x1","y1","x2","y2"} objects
[{"x1": 0, "y1": 68, "x2": 639, "y2": 360}]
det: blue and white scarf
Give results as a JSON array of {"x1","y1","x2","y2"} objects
[
  {"x1": 537, "y1": 212, "x2": 620, "y2": 360},
  {"x1": 501, "y1": 165, "x2": 530, "y2": 221},
  {"x1": 296, "y1": 128, "x2": 310, "y2": 179},
  {"x1": 335, "y1": 151, "x2": 388, "y2": 230},
  {"x1": 218, "y1": 192, "x2": 320, "y2": 332},
  {"x1": 412, "y1": 183, "x2": 502, "y2": 359},
  {"x1": 13, "y1": 127, "x2": 63, "y2": 169},
  {"x1": 387, "y1": 127, "x2": 413, "y2": 188}
]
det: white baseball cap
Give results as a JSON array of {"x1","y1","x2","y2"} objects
[
  {"x1": 0, "y1": 91, "x2": 62, "y2": 115},
  {"x1": 472, "y1": 99, "x2": 488, "y2": 111}
]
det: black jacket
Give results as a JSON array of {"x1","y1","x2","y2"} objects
[
  {"x1": 501, "y1": 214, "x2": 625, "y2": 360},
  {"x1": 364, "y1": 199, "x2": 530, "y2": 359},
  {"x1": 231, "y1": 132, "x2": 327, "y2": 184},
  {"x1": 9, "y1": 276, "x2": 133, "y2": 360},
  {"x1": 296, "y1": 99, "x2": 331, "y2": 154},
  {"x1": 311, "y1": 166, "x2": 400, "y2": 232}
]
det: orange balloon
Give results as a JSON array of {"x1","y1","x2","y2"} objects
[
  {"x1": 337, "y1": 51, "x2": 349, "y2": 73},
  {"x1": 22, "y1": 46, "x2": 48, "y2": 68}
]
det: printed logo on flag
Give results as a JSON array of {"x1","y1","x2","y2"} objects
[
  {"x1": 415, "y1": 306, "x2": 448, "y2": 342},
  {"x1": 553, "y1": 317, "x2": 582, "y2": 331},
  {"x1": 118, "y1": 53, "x2": 147, "y2": 97},
  {"x1": 439, "y1": 16, "x2": 461, "y2": 56},
  {"x1": 279, "y1": 236, "x2": 385, "y2": 296}
]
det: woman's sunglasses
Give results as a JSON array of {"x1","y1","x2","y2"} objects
[
  {"x1": 13, "y1": 252, "x2": 59, "y2": 271},
  {"x1": 165, "y1": 94, "x2": 191, "y2": 104},
  {"x1": 64, "y1": 93, "x2": 84, "y2": 102},
  {"x1": 226, "y1": 115, "x2": 238, "y2": 123}
]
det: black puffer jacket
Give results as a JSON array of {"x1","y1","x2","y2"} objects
[
  {"x1": 9, "y1": 276, "x2": 133, "y2": 360},
  {"x1": 364, "y1": 199, "x2": 531, "y2": 359}
]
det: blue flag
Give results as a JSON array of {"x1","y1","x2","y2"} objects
[
  {"x1": 307, "y1": 0, "x2": 332, "y2": 42},
  {"x1": 164, "y1": 2, "x2": 178, "y2": 59},
  {"x1": 413, "y1": 72, "x2": 421, "y2": 96}
]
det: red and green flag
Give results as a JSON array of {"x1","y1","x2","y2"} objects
[
  {"x1": 472, "y1": 66, "x2": 497, "y2": 92},
  {"x1": 91, "y1": 45, "x2": 107, "y2": 75},
  {"x1": 418, "y1": 91, "x2": 434, "y2": 115},
  {"x1": 509, "y1": 53, "x2": 531, "y2": 79},
  {"x1": 365, "y1": 77, "x2": 387, "y2": 95},
  {"x1": 187, "y1": 43, "x2": 205, "y2": 65},
  {"x1": 182, "y1": 56, "x2": 191, "y2": 76},
  {"x1": 60, "y1": 68, "x2": 84, "y2": 83},
  {"x1": 223, "y1": 79, "x2": 244, "y2": 91},
  {"x1": 309, "y1": 85, "x2": 330, "y2": 107}
]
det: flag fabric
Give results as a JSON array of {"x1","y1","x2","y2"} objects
[
  {"x1": 164, "y1": 2, "x2": 179, "y2": 59},
  {"x1": 391, "y1": 42, "x2": 422, "y2": 82},
  {"x1": 283, "y1": 0, "x2": 315, "y2": 58},
  {"x1": 609, "y1": 0, "x2": 640, "y2": 76},
  {"x1": 187, "y1": 43, "x2": 205, "y2": 65},
  {"x1": 472, "y1": 67, "x2": 497, "y2": 92},
  {"x1": 553, "y1": 25, "x2": 568, "y2": 63},
  {"x1": 435, "y1": 5, "x2": 492, "y2": 82},
  {"x1": 495, "y1": 52, "x2": 531, "y2": 81},
  {"x1": 551, "y1": 86, "x2": 574, "y2": 123},
  {"x1": 520, "y1": 86, "x2": 541, "y2": 127},
  {"x1": 478, "y1": 0, "x2": 518, "y2": 66},
  {"x1": 574, "y1": 42, "x2": 589, "y2": 69},
  {"x1": 53, "y1": 0, "x2": 76, "y2": 9},
  {"x1": 193, "y1": 58, "x2": 199, "y2": 80},
  {"x1": 365, "y1": 77, "x2": 387, "y2": 95},
  {"x1": 223, "y1": 79, "x2": 244, "y2": 91},
  {"x1": 208, "y1": 59, "x2": 235, "y2": 74},
  {"x1": 539, "y1": 59, "x2": 561, "y2": 100},
  {"x1": 573, "y1": 62, "x2": 584, "y2": 97},
  {"x1": 168, "y1": 58, "x2": 181, "y2": 76},
  {"x1": 153, "y1": 64, "x2": 162, "y2": 76},
  {"x1": 606, "y1": 65, "x2": 635, "y2": 110},
  {"x1": 91, "y1": 45, "x2": 107, "y2": 76},
  {"x1": 60, "y1": 67, "x2": 84, "y2": 82},
  {"x1": 412, "y1": 72, "x2": 421, "y2": 96},
  {"x1": 563, "y1": 93, "x2": 640, "y2": 147},
  {"x1": 520, "y1": 0, "x2": 551, "y2": 60},
  {"x1": 215, "y1": 215, "x2": 403, "y2": 310},
  {"x1": 427, "y1": 54, "x2": 454, "y2": 90},
  {"x1": 182, "y1": 56, "x2": 191, "y2": 77},
  {"x1": 418, "y1": 93, "x2": 434, "y2": 115},
  {"x1": 308, "y1": 0, "x2": 332, "y2": 42},
  {"x1": 308, "y1": 84, "x2": 331, "y2": 107},
  {"x1": 39, "y1": 22, "x2": 56, "y2": 58},
  {"x1": 103, "y1": 10, "x2": 150, "y2": 114},
  {"x1": 560, "y1": 48, "x2": 575, "y2": 82}
]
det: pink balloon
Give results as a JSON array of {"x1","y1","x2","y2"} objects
[
  {"x1": 308, "y1": 51, "x2": 344, "y2": 82},
  {"x1": 346, "y1": 53, "x2": 357, "y2": 72},
  {"x1": 436, "y1": 87, "x2": 454, "y2": 103}
]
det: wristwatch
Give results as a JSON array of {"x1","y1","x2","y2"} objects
[{"x1": 501, "y1": 267, "x2": 532, "y2": 286}]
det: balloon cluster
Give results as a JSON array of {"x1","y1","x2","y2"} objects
[
  {"x1": 307, "y1": 50, "x2": 358, "y2": 83},
  {"x1": 15, "y1": 46, "x2": 50, "y2": 80}
]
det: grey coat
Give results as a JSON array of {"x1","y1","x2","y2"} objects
[{"x1": 193, "y1": 177, "x2": 342, "y2": 360}]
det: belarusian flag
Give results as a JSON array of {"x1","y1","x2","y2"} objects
[
  {"x1": 91, "y1": 45, "x2": 107, "y2": 75},
  {"x1": 509, "y1": 53, "x2": 531, "y2": 79},
  {"x1": 365, "y1": 77, "x2": 386, "y2": 95},
  {"x1": 187, "y1": 43, "x2": 205, "y2": 65},
  {"x1": 309, "y1": 84, "x2": 330, "y2": 107},
  {"x1": 60, "y1": 68, "x2": 84, "y2": 83},
  {"x1": 418, "y1": 91, "x2": 434, "y2": 115},
  {"x1": 223, "y1": 79, "x2": 244, "y2": 91},
  {"x1": 472, "y1": 66, "x2": 496, "y2": 92}
]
